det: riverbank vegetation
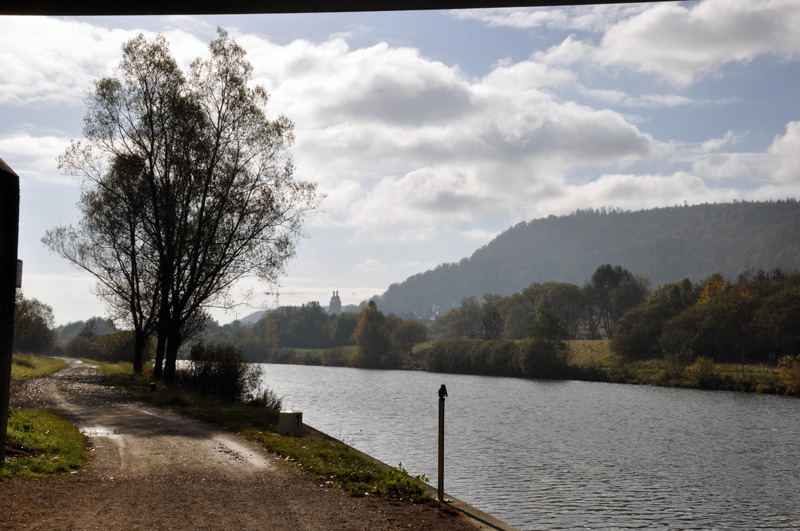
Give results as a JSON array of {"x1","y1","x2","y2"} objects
[
  {"x1": 98, "y1": 360, "x2": 433, "y2": 503},
  {"x1": 189, "y1": 267, "x2": 799, "y2": 395},
  {"x1": 11, "y1": 265, "x2": 799, "y2": 397}
]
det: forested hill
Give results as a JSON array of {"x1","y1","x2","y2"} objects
[{"x1": 376, "y1": 200, "x2": 800, "y2": 315}]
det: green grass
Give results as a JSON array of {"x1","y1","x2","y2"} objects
[
  {"x1": 562, "y1": 340, "x2": 787, "y2": 393},
  {"x1": 2, "y1": 407, "x2": 89, "y2": 479},
  {"x1": 11, "y1": 353, "x2": 67, "y2": 380},
  {"x1": 3, "y1": 353, "x2": 87, "y2": 479},
  {"x1": 567, "y1": 340, "x2": 615, "y2": 368},
  {"x1": 95, "y1": 362, "x2": 434, "y2": 503}
]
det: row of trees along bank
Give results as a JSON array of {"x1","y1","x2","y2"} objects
[
  {"x1": 612, "y1": 268, "x2": 800, "y2": 366},
  {"x1": 432, "y1": 264, "x2": 650, "y2": 341},
  {"x1": 188, "y1": 264, "x2": 645, "y2": 372},
  {"x1": 40, "y1": 30, "x2": 319, "y2": 382},
  {"x1": 14, "y1": 267, "x2": 800, "y2": 394},
  {"x1": 200, "y1": 300, "x2": 430, "y2": 370}
]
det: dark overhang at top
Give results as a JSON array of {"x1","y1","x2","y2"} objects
[{"x1": 1, "y1": 0, "x2": 675, "y2": 17}]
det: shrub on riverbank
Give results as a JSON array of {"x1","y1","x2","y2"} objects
[
  {"x1": 66, "y1": 330, "x2": 152, "y2": 363},
  {"x1": 181, "y1": 343, "x2": 263, "y2": 402},
  {"x1": 424, "y1": 338, "x2": 521, "y2": 376},
  {"x1": 779, "y1": 355, "x2": 800, "y2": 395}
]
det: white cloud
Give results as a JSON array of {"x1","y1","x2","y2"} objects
[
  {"x1": 452, "y1": 4, "x2": 649, "y2": 33},
  {"x1": 2, "y1": 17, "x2": 656, "y2": 247},
  {"x1": 768, "y1": 121, "x2": 800, "y2": 183},
  {"x1": 247, "y1": 38, "x2": 473, "y2": 128},
  {"x1": 540, "y1": 171, "x2": 742, "y2": 216},
  {"x1": 481, "y1": 57, "x2": 576, "y2": 91},
  {"x1": 0, "y1": 132, "x2": 72, "y2": 184},
  {"x1": 688, "y1": 121, "x2": 800, "y2": 185},
  {"x1": 0, "y1": 17, "x2": 210, "y2": 108},
  {"x1": 581, "y1": 88, "x2": 738, "y2": 109},
  {"x1": 467, "y1": 1, "x2": 800, "y2": 88},
  {"x1": 0, "y1": 17, "x2": 128, "y2": 107},
  {"x1": 460, "y1": 228, "x2": 500, "y2": 243},
  {"x1": 533, "y1": 35, "x2": 594, "y2": 66},
  {"x1": 354, "y1": 259, "x2": 387, "y2": 273},
  {"x1": 597, "y1": 0, "x2": 800, "y2": 86},
  {"x1": 254, "y1": 32, "x2": 657, "y2": 245},
  {"x1": 701, "y1": 130, "x2": 745, "y2": 153}
]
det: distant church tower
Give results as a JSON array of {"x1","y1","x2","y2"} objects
[{"x1": 329, "y1": 290, "x2": 342, "y2": 314}]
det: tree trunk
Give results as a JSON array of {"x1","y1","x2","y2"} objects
[
  {"x1": 132, "y1": 331, "x2": 145, "y2": 375},
  {"x1": 163, "y1": 326, "x2": 182, "y2": 385},
  {"x1": 0, "y1": 158, "x2": 20, "y2": 467},
  {"x1": 153, "y1": 331, "x2": 166, "y2": 380}
]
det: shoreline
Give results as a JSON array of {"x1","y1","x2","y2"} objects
[{"x1": 304, "y1": 423, "x2": 520, "y2": 531}]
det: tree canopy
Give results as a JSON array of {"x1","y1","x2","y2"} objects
[
  {"x1": 612, "y1": 269, "x2": 800, "y2": 364},
  {"x1": 44, "y1": 29, "x2": 319, "y2": 380},
  {"x1": 13, "y1": 292, "x2": 57, "y2": 354}
]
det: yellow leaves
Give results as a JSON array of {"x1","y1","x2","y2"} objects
[
  {"x1": 778, "y1": 355, "x2": 800, "y2": 395},
  {"x1": 698, "y1": 274, "x2": 727, "y2": 305}
]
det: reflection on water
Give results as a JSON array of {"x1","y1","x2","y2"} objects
[{"x1": 258, "y1": 364, "x2": 800, "y2": 530}]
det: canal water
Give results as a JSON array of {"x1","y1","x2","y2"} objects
[{"x1": 257, "y1": 364, "x2": 800, "y2": 530}]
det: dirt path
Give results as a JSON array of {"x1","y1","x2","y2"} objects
[{"x1": 2, "y1": 360, "x2": 480, "y2": 530}]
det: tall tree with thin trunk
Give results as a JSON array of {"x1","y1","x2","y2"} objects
[
  {"x1": 44, "y1": 155, "x2": 160, "y2": 373},
  {"x1": 52, "y1": 29, "x2": 319, "y2": 383}
]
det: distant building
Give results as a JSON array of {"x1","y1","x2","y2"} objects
[{"x1": 328, "y1": 290, "x2": 342, "y2": 314}]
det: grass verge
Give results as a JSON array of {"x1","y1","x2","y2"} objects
[
  {"x1": 2, "y1": 407, "x2": 88, "y2": 479},
  {"x1": 96, "y1": 362, "x2": 432, "y2": 504},
  {"x1": 11, "y1": 353, "x2": 67, "y2": 380},
  {"x1": 567, "y1": 340, "x2": 786, "y2": 393},
  {"x1": 3, "y1": 352, "x2": 86, "y2": 480}
]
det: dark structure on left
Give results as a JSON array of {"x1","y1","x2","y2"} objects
[{"x1": 0, "y1": 157, "x2": 20, "y2": 465}]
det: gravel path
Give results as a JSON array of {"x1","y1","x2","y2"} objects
[{"x1": 2, "y1": 360, "x2": 481, "y2": 530}]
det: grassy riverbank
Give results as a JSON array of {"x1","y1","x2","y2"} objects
[
  {"x1": 243, "y1": 339, "x2": 794, "y2": 395},
  {"x1": 567, "y1": 340, "x2": 785, "y2": 393},
  {"x1": 98, "y1": 362, "x2": 431, "y2": 503}
]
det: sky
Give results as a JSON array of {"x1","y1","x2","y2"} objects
[{"x1": 2, "y1": 0, "x2": 799, "y2": 326}]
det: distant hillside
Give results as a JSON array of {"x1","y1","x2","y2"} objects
[
  {"x1": 376, "y1": 200, "x2": 800, "y2": 315},
  {"x1": 57, "y1": 317, "x2": 118, "y2": 344}
]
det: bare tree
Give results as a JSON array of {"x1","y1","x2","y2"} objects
[
  {"x1": 44, "y1": 155, "x2": 160, "y2": 373},
  {"x1": 49, "y1": 29, "x2": 319, "y2": 382}
]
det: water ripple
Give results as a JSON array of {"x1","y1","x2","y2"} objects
[{"x1": 258, "y1": 365, "x2": 800, "y2": 530}]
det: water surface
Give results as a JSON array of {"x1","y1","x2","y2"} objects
[{"x1": 258, "y1": 364, "x2": 800, "y2": 530}]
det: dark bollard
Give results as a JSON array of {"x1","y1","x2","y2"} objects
[{"x1": 438, "y1": 384, "x2": 447, "y2": 501}]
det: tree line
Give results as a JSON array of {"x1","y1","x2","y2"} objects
[
  {"x1": 612, "y1": 268, "x2": 800, "y2": 366},
  {"x1": 431, "y1": 264, "x2": 649, "y2": 342},
  {"x1": 200, "y1": 300, "x2": 429, "y2": 370},
  {"x1": 12, "y1": 266, "x2": 800, "y2": 395}
]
